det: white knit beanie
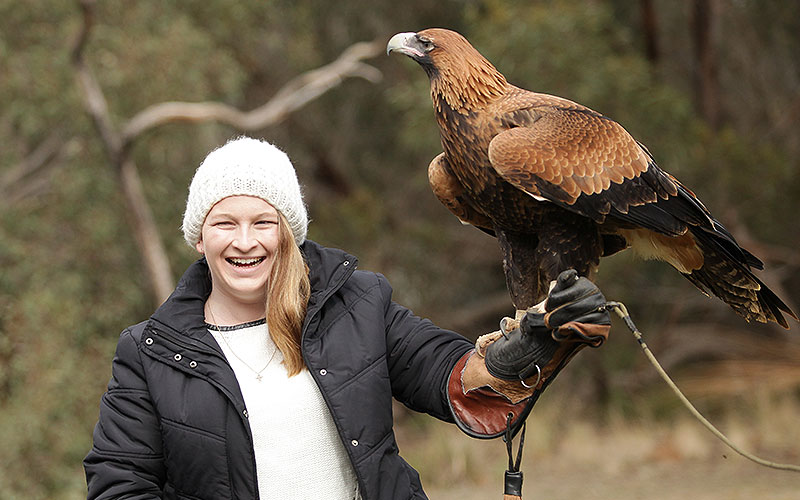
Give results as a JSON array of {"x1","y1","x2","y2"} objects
[{"x1": 182, "y1": 136, "x2": 308, "y2": 247}]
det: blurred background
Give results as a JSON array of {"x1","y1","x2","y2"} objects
[{"x1": 1, "y1": 0, "x2": 799, "y2": 498}]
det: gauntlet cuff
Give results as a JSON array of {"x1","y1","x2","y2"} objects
[{"x1": 447, "y1": 350, "x2": 534, "y2": 439}]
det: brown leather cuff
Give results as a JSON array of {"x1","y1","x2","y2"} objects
[
  {"x1": 447, "y1": 350, "x2": 533, "y2": 438},
  {"x1": 552, "y1": 321, "x2": 610, "y2": 347}
]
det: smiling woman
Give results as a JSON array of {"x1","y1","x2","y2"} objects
[{"x1": 84, "y1": 136, "x2": 611, "y2": 500}]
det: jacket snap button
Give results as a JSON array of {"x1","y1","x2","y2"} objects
[
  {"x1": 173, "y1": 353, "x2": 182, "y2": 362},
  {"x1": 243, "y1": 410, "x2": 249, "y2": 418},
  {"x1": 189, "y1": 361, "x2": 197, "y2": 368},
  {"x1": 343, "y1": 260, "x2": 350, "y2": 267},
  {"x1": 319, "y1": 369, "x2": 327, "y2": 376},
  {"x1": 145, "y1": 338, "x2": 154, "y2": 345},
  {"x1": 351, "y1": 439, "x2": 359, "y2": 447}
]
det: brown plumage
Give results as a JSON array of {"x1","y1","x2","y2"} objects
[{"x1": 388, "y1": 28, "x2": 797, "y2": 328}]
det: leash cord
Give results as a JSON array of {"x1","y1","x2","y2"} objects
[
  {"x1": 502, "y1": 413, "x2": 526, "y2": 499},
  {"x1": 504, "y1": 412, "x2": 526, "y2": 472},
  {"x1": 603, "y1": 301, "x2": 800, "y2": 472}
]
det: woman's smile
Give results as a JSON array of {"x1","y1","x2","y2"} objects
[{"x1": 227, "y1": 256, "x2": 267, "y2": 268}]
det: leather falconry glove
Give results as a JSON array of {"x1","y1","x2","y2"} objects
[
  {"x1": 462, "y1": 269, "x2": 611, "y2": 405},
  {"x1": 447, "y1": 270, "x2": 611, "y2": 439}
]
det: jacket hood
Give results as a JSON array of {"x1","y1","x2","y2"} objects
[{"x1": 149, "y1": 240, "x2": 357, "y2": 339}]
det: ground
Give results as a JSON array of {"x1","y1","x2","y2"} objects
[
  {"x1": 425, "y1": 459, "x2": 800, "y2": 499},
  {"x1": 394, "y1": 392, "x2": 800, "y2": 500}
]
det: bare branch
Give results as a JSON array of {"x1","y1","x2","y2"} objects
[
  {"x1": 75, "y1": 64, "x2": 122, "y2": 158},
  {"x1": 0, "y1": 131, "x2": 68, "y2": 206},
  {"x1": 2, "y1": 175, "x2": 51, "y2": 206},
  {"x1": 1, "y1": 130, "x2": 65, "y2": 187},
  {"x1": 72, "y1": 0, "x2": 122, "y2": 159},
  {"x1": 121, "y1": 40, "x2": 383, "y2": 144},
  {"x1": 70, "y1": 0, "x2": 95, "y2": 65}
]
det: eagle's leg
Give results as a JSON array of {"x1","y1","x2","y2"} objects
[
  {"x1": 497, "y1": 217, "x2": 603, "y2": 318},
  {"x1": 496, "y1": 228, "x2": 547, "y2": 312}
]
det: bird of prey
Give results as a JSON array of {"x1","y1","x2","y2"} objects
[{"x1": 387, "y1": 28, "x2": 796, "y2": 328}]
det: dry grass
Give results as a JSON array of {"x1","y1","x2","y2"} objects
[{"x1": 394, "y1": 382, "x2": 800, "y2": 499}]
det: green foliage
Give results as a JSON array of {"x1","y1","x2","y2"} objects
[{"x1": 1, "y1": 1, "x2": 799, "y2": 497}]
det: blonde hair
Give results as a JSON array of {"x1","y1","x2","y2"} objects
[{"x1": 267, "y1": 212, "x2": 311, "y2": 376}]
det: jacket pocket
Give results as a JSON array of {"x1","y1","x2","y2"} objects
[{"x1": 160, "y1": 417, "x2": 232, "y2": 499}]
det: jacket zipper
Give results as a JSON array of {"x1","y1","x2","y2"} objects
[{"x1": 301, "y1": 260, "x2": 369, "y2": 496}]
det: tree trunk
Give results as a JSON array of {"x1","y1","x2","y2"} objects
[
  {"x1": 691, "y1": 0, "x2": 721, "y2": 129},
  {"x1": 640, "y1": 0, "x2": 660, "y2": 65},
  {"x1": 119, "y1": 158, "x2": 175, "y2": 302}
]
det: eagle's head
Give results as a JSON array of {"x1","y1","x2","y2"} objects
[
  {"x1": 387, "y1": 29, "x2": 482, "y2": 75},
  {"x1": 386, "y1": 29, "x2": 450, "y2": 70},
  {"x1": 387, "y1": 28, "x2": 507, "y2": 109}
]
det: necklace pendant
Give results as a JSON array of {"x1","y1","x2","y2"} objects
[{"x1": 256, "y1": 373, "x2": 263, "y2": 382}]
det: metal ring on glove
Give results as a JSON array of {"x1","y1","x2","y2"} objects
[{"x1": 520, "y1": 363, "x2": 542, "y2": 389}]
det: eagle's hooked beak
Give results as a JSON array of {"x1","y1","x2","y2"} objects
[{"x1": 387, "y1": 32, "x2": 424, "y2": 58}]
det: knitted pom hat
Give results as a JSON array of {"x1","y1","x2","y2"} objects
[{"x1": 182, "y1": 137, "x2": 308, "y2": 248}]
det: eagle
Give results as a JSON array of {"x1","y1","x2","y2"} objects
[{"x1": 387, "y1": 28, "x2": 796, "y2": 328}]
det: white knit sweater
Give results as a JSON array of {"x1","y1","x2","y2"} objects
[{"x1": 209, "y1": 320, "x2": 359, "y2": 499}]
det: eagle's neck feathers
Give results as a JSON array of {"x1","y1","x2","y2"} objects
[{"x1": 430, "y1": 53, "x2": 507, "y2": 114}]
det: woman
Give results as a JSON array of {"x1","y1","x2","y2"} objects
[{"x1": 85, "y1": 136, "x2": 610, "y2": 499}]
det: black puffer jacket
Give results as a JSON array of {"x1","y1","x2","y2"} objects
[{"x1": 85, "y1": 240, "x2": 473, "y2": 499}]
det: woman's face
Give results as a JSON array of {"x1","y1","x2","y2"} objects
[{"x1": 196, "y1": 196, "x2": 281, "y2": 307}]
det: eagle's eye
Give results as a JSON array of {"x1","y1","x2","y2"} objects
[{"x1": 418, "y1": 36, "x2": 434, "y2": 52}]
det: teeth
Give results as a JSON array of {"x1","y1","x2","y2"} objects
[{"x1": 227, "y1": 257, "x2": 264, "y2": 266}]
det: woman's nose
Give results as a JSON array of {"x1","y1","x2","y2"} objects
[{"x1": 231, "y1": 227, "x2": 258, "y2": 250}]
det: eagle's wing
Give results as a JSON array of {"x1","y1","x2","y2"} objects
[
  {"x1": 428, "y1": 152, "x2": 495, "y2": 234},
  {"x1": 486, "y1": 106, "x2": 760, "y2": 262},
  {"x1": 488, "y1": 107, "x2": 703, "y2": 238}
]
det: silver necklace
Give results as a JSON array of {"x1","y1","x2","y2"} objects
[{"x1": 207, "y1": 307, "x2": 276, "y2": 382}]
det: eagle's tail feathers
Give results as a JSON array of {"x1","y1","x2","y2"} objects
[{"x1": 682, "y1": 232, "x2": 795, "y2": 328}]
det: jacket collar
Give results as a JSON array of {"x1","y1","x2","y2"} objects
[
  {"x1": 149, "y1": 240, "x2": 358, "y2": 340},
  {"x1": 301, "y1": 240, "x2": 358, "y2": 306},
  {"x1": 148, "y1": 257, "x2": 215, "y2": 348}
]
